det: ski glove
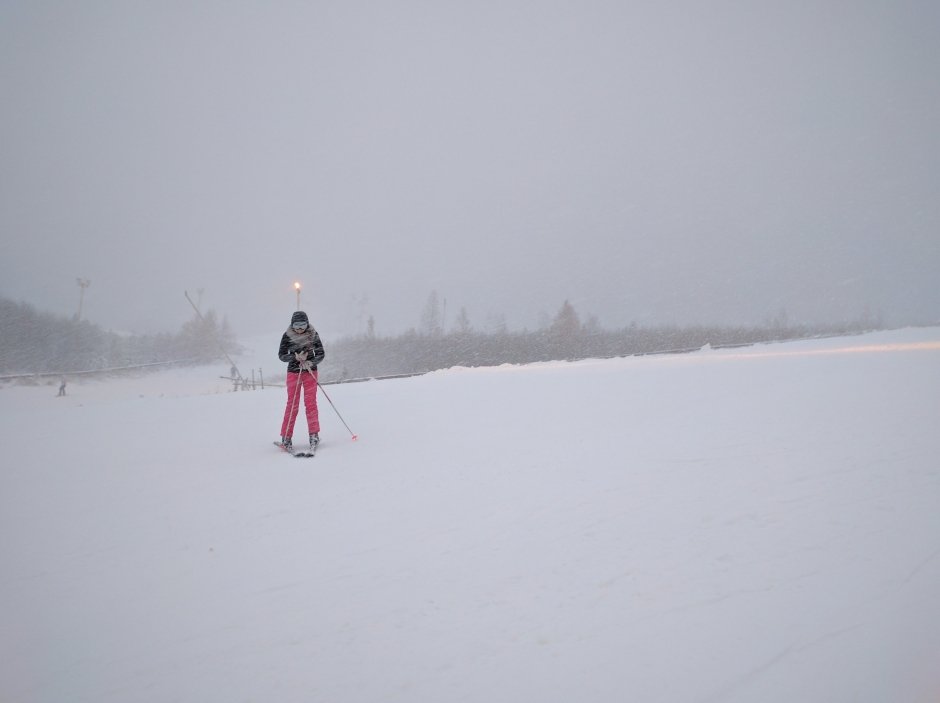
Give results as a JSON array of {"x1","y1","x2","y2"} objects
[
  {"x1": 295, "y1": 350, "x2": 308, "y2": 361},
  {"x1": 300, "y1": 360, "x2": 314, "y2": 371}
]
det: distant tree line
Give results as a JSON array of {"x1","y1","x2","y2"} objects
[
  {"x1": 320, "y1": 299, "x2": 885, "y2": 382},
  {"x1": 0, "y1": 297, "x2": 239, "y2": 375},
  {"x1": 1, "y1": 294, "x2": 886, "y2": 382}
]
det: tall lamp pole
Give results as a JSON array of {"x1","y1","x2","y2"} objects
[
  {"x1": 76, "y1": 278, "x2": 91, "y2": 321},
  {"x1": 294, "y1": 281, "x2": 302, "y2": 310}
]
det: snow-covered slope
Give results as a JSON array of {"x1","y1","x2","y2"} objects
[{"x1": 2, "y1": 328, "x2": 939, "y2": 702}]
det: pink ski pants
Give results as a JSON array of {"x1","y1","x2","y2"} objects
[{"x1": 280, "y1": 370, "x2": 320, "y2": 437}]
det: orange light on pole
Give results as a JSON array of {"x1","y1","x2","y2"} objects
[{"x1": 294, "y1": 281, "x2": 301, "y2": 310}]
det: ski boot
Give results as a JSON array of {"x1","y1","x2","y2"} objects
[
  {"x1": 309, "y1": 433, "x2": 320, "y2": 450},
  {"x1": 279, "y1": 436, "x2": 293, "y2": 452}
]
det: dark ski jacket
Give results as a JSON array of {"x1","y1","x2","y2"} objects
[{"x1": 278, "y1": 311, "x2": 325, "y2": 373}]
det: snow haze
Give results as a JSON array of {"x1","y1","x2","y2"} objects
[
  {"x1": 1, "y1": 2, "x2": 939, "y2": 337},
  {"x1": 2, "y1": 327, "x2": 939, "y2": 701}
]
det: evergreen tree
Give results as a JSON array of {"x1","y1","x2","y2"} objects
[
  {"x1": 420, "y1": 290, "x2": 443, "y2": 337},
  {"x1": 550, "y1": 300, "x2": 582, "y2": 339},
  {"x1": 454, "y1": 307, "x2": 472, "y2": 334}
]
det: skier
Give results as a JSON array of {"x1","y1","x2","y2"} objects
[{"x1": 277, "y1": 311, "x2": 325, "y2": 453}]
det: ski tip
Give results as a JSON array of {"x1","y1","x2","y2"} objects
[
  {"x1": 273, "y1": 441, "x2": 296, "y2": 455},
  {"x1": 351, "y1": 434, "x2": 359, "y2": 442}
]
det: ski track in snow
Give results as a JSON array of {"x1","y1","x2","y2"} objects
[{"x1": 1, "y1": 327, "x2": 940, "y2": 702}]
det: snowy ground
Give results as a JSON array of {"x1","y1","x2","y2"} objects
[{"x1": 2, "y1": 328, "x2": 940, "y2": 702}]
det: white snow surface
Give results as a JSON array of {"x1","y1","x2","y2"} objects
[{"x1": 2, "y1": 328, "x2": 940, "y2": 702}]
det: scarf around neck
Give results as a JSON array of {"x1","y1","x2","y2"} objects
[{"x1": 285, "y1": 326, "x2": 315, "y2": 348}]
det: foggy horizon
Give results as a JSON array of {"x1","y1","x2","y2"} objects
[{"x1": 2, "y1": 1, "x2": 938, "y2": 340}]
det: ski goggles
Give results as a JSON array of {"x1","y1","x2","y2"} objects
[{"x1": 292, "y1": 321, "x2": 308, "y2": 331}]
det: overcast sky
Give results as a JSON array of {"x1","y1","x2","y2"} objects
[{"x1": 2, "y1": 1, "x2": 938, "y2": 338}]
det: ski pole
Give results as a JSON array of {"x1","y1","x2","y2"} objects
[
  {"x1": 283, "y1": 362, "x2": 303, "y2": 442},
  {"x1": 284, "y1": 349, "x2": 311, "y2": 444},
  {"x1": 316, "y1": 380, "x2": 358, "y2": 441}
]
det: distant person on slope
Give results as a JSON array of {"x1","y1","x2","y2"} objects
[{"x1": 277, "y1": 311, "x2": 325, "y2": 452}]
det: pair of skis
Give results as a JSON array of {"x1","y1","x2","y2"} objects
[{"x1": 274, "y1": 440, "x2": 319, "y2": 458}]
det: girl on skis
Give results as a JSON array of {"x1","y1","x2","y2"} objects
[{"x1": 277, "y1": 311, "x2": 325, "y2": 452}]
